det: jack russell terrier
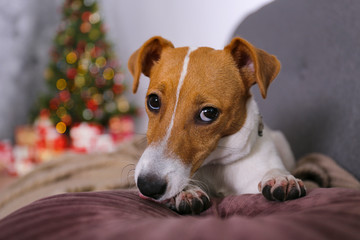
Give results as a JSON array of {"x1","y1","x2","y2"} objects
[{"x1": 128, "y1": 36, "x2": 306, "y2": 214}]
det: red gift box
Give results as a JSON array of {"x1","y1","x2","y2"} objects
[
  {"x1": 0, "y1": 140, "x2": 13, "y2": 173},
  {"x1": 12, "y1": 146, "x2": 36, "y2": 176},
  {"x1": 70, "y1": 122, "x2": 103, "y2": 153},
  {"x1": 34, "y1": 112, "x2": 68, "y2": 157}
]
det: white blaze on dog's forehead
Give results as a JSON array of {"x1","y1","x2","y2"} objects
[
  {"x1": 135, "y1": 47, "x2": 197, "y2": 201},
  {"x1": 164, "y1": 46, "x2": 198, "y2": 142}
]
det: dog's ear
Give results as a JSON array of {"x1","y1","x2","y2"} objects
[
  {"x1": 128, "y1": 36, "x2": 174, "y2": 93},
  {"x1": 224, "y1": 37, "x2": 281, "y2": 98}
]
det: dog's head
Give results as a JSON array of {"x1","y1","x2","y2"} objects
[{"x1": 128, "y1": 36, "x2": 280, "y2": 201}]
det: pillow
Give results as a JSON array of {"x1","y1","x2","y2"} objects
[
  {"x1": 232, "y1": 0, "x2": 360, "y2": 179},
  {"x1": 0, "y1": 188, "x2": 359, "y2": 240}
]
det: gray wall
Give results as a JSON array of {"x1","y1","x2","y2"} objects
[{"x1": 0, "y1": 0, "x2": 61, "y2": 141}]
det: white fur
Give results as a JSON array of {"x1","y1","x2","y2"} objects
[
  {"x1": 135, "y1": 47, "x2": 197, "y2": 201},
  {"x1": 165, "y1": 47, "x2": 197, "y2": 141},
  {"x1": 134, "y1": 143, "x2": 191, "y2": 201},
  {"x1": 137, "y1": 92, "x2": 296, "y2": 200},
  {"x1": 194, "y1": 97, "x2": 293, "y2": 197},
  {"x1": 135, "y1": 46, "x2": 296, "y2": 200},
  {"x1": 203, "y1": 96, "x2": 260, "y2": 165}
]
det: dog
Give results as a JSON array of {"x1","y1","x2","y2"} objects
[{"x1": 128, "y1": 36, "x2": 306, "y2": 214}]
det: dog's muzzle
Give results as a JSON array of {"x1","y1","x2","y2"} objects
[{"x1": 137, "y1": 174, "x2": 168, "y2": 200}]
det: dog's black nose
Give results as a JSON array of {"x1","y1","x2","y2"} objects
[{"x1": 137, "y1": 174, "x2": 167, "y2": 200}]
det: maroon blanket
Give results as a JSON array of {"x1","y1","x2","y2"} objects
[{"x1": 0, "y1": 188, "x2": 359, "y2": 240}]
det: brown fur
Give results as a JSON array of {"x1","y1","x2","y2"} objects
[{"x1": 128, "y1": 36, "x2": 280, "y2": 175}]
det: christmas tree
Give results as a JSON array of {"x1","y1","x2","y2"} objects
[{"x1": 32, "y1": 0, "x2": 136, "y2": 134}]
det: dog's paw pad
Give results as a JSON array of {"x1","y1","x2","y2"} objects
[
  {"x1": 261, "y1": 184, "x2": 274, "y2": 201},
  {"x1": 273, "y1": 185, "x2": 286, "y2": 201},
  {"x1": 259, "y1": 176, "x2": 306, "y2": 201},
  {"x1": 178, "y1": 197, "x2": 192, "y2": 213},
  {"x1": 166, "y1": 189, "x2": 210, "y2": 215}
]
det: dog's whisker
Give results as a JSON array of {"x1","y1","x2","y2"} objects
[
  {"x1": 188, "y1": 179, "x2": 210, "y2": 194},
  {"x1": 127, "y1": 36, "x2": 304, "y2": 215},
  {"x1": 120, "y1": 164, "x2": 134, "y2": 177},
  {"x1": 126, "y1": 170, "x2": 136, "y2": 187},
  {"x1": 120, "y1": 164, "x2": 136, "y2": 188},
  {"x1": 127, "y1": 171, "x2": 135, "y2": 178}
]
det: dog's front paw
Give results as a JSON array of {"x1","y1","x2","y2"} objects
[
  {"x1": 258, "y1": 174, "x2": 306, "y2": 201},
  {"x1": 164, "y1": 187, "x2": 211, "y2": 215}
]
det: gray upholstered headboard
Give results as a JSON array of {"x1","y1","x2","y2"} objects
[{"x1": 233, "y1": 0, "x2": 360, "y2": 179}]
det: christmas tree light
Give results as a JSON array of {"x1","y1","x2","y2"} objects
[{"x1": 32, "y1": 0, "x2": 137, "y2": 134}]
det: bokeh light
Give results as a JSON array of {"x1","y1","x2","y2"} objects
[
  {"x1": 56, "y1": 122, "x2": 67, "y2": 134},
  {"x1": 75, "y1": 75, "x2": 86, "y2": 88},
  {"x1": 89, "y1": 12, "x2": 100, "y2": 24},
  {"x1": 117, "y1": 97, "x2": 130, "y2": 113},
  {"x1": 103, "y1": 67, "x2": 114, "y2": 80},
  {"x1": 105, "y1": 102, "x2": 116, "y2": 113},
  {"x1": 82, "y1": 11, "x2": 92, "y2": 22},
  {"x1": 93, "y1": 93, "x2": 103, "y2": 105},
  {"x1": 80, "y1": 22, "x2": 91, "y2": 33},
  {"x1": 82, "y1": 109, "x2": 94, "y2": 120},
  {"x1": 56, "y1": 78, "x2": 67, "y2": 90},
  {"x1": 66, "y1": 51, "x2": 77, "y2": 64},
  {"x1": 95, "y1": 56, "x2": 106, "y2": 68}
]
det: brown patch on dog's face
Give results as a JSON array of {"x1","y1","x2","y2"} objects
[
  {"x1": 146, "y1": 47, "x2": 250, "y2": 175},
  {"x1": 145, "y1": 47, "x2": 189, "y2": 144},
  {"x1": 128, "y1": 36, "x2": 280, "y2": 177}
]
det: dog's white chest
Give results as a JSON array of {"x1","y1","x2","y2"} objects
[{"x1": 196, "y1": 126, "x2": 291, "y2": 196}]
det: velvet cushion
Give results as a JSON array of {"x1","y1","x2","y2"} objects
[{"x1": 0, "y1": 188, "x2": 359, "y2": 240}]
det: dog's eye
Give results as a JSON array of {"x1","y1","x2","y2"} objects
[
  {"x1": 199, "y1": 107, "x2": 219, "y2": 123},
  {"x1": 147, "y1": 94, "x2": 161, "y2": 112}
]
